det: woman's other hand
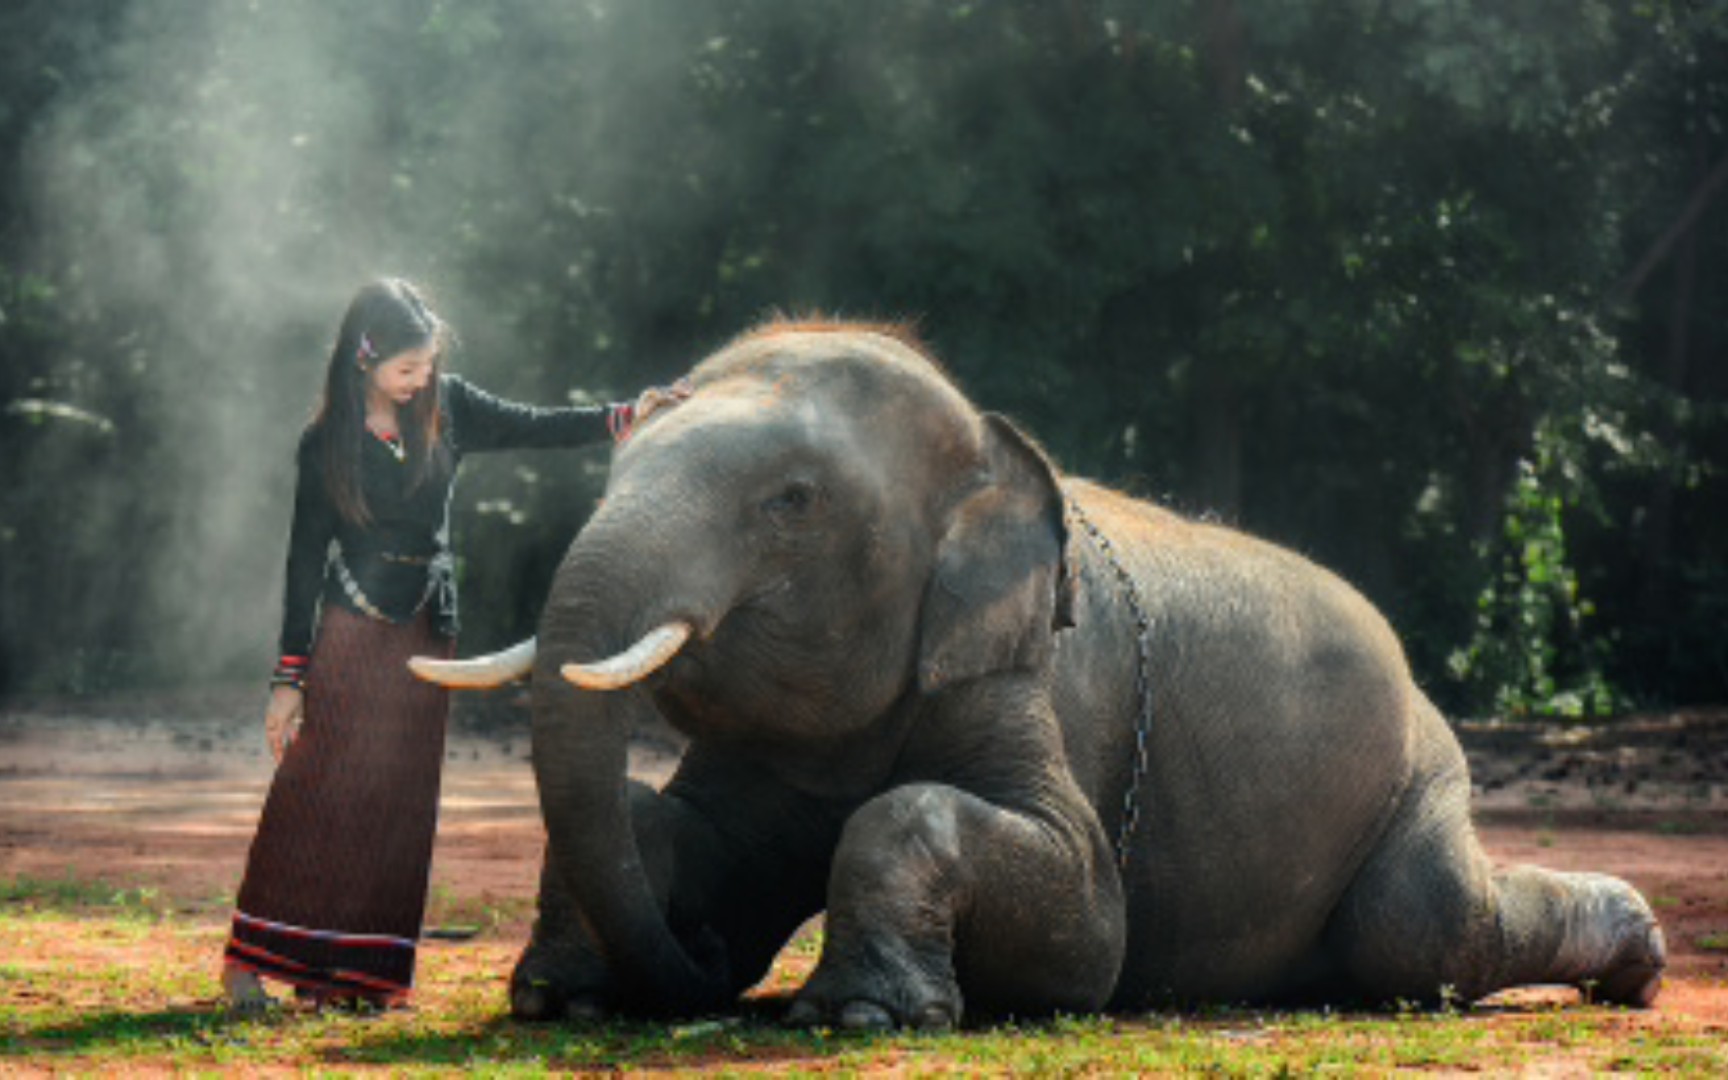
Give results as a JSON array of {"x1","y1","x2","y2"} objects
[
  {"x1": 633, "y1": 377, "x2": 695, "y2": 426},
  {"x1": 265, "y1": 686, "x2": 304, "y2": 762}
]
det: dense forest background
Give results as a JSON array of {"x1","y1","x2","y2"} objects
[{"x1": 0, "y1": 0, "x2": 1723, "y2": 719}]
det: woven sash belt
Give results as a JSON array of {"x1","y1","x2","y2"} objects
[{"x1": 333, "y1": 548, "x2": 435, "y2": 624}]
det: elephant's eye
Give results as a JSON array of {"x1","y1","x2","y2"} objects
[{"x1": 762, "y1": 480, "x2": 819, "y2": 520}]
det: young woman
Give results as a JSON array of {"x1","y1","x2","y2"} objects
[{"x1": 222, "y1": 278, "x2": 687, "y2": 1010}]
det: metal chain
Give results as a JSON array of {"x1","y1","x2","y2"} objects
[{"x1": 1067, "y1": 497, "x2": 1156, "y2": 872}]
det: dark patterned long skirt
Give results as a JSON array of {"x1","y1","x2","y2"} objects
[{"x1": 225, "y1": 606, "x2": 454, "y2": 1004}]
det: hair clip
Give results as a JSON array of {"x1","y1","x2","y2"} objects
[{"x1": 357, "y1": 332, "x2": 378, "y2": 363}]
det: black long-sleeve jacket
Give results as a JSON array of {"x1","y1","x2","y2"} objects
[{"x1": 277, "y1": 374, "x2": 616, "y2": 669}]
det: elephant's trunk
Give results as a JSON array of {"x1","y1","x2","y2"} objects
[{"x1": 530, "y1": 510, "x2": 732, "y2": 1015}]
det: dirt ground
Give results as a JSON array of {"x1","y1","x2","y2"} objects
[{"x1": 2, "y1": 688, "x2": 1725, "y2": 1027}]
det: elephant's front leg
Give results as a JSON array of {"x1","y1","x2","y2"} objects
[
  {"x1": 789, "y1": 779, "x2": 1126, "y2": 1030},
  {"x1": 510, "y1": 778, "x2": 687, "y2": 1020},
  {"x1": 513, "y1": 757, "x2": 840, "y2": 1021}
]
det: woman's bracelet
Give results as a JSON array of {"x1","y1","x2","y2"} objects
[
  {"x1": 270, "y1": 655, "x2": 309, "y2": 690},
  {"x1": 606, "y1": 401, "x2": 636, "y2": 443}
]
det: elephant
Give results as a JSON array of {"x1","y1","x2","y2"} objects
[{"x1": 412, "y1": 320, "x2": 1665, "y2": 1029}]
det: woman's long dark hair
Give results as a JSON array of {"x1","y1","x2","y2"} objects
[{"x1": 312, "y1": 278, "x2": 451, "y2": 525}]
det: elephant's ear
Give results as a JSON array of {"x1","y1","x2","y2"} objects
[{"x1": 918, "y1": 413, "x2": 1077, "y2": 694}]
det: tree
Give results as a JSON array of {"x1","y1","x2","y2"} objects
[{"x1": 0, "y1": 0, "x2": 1721, "y2": 714}]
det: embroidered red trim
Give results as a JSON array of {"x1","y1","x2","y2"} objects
[
  {"x1": 607, "y1": 401, "x2": 636, "y2": 443},
  {"x1": 225, "y1": 941, "x2": 413, "y2": 998}
]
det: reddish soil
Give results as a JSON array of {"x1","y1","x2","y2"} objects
[{"x1": 2, "y1": 691, "x2": 1725, "y2": 1026}]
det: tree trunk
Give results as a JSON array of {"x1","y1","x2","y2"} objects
[{"x1": 1636, "y1": 151, "x2": 1702, "y2": 627}]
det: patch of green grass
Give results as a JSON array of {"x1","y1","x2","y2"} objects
[
  {"x1": 1697, "y1": 932, "x2": 1728, "y2": 952},
  {"x1": 1, "y1": 875, "x2": 172, "y2": 922},
  {"x1": 3, "y1": 906, "x2": 1726, "y2": 1074},
  {"x1": 9, "y1": 1000, "x2": 1724, "y2": 1074},
  {"x1": 424, "y1": 883, "x2": 534, "y2": 939}
]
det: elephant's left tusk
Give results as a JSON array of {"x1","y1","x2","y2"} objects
[
  {"x1": 409, "y1": 637, "x2": 537, "y2": 688},
  {"x1": 561, "y1": 622, "x2": 692, "y2": 691}
]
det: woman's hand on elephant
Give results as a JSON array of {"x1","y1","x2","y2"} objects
[
  {"x1": 265, "y1": 686, "x2": 304, "y2": 762},
  {"x1": 632, "y1": 377, "x2": 694, "y2": 427}
]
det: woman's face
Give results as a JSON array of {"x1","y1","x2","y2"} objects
[{"x1": 368, "y1": 342, "x2": 437, "y2": 408}]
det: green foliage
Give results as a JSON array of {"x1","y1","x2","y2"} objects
[
  {"x1": 1448, "y1": 427, "x2": 1620, "y2": 718},
  {"x1": 0, "y1": 0, "x2": 1723, "y2": 713}
]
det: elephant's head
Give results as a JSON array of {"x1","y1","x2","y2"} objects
[{"x1": 416, "y1": 320, "x2": 1074, "y2": 1012}]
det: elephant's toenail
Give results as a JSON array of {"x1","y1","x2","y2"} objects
[
  {"x1": 838, "y1": 1000, "x2": 896, "y2": 1030},
  {"x1": 784, "y1": 998, "x2": 824, "y2": 1027},
  {"x1": 511, "y1": 985, "x2": 555, "y2": 1021},
  {"x1": 1647, "y1": 924, "x2": 1668, "y2": 969},
  {"x1": 912, "y1": 1003, "x2": 956, "y2": 1031}
]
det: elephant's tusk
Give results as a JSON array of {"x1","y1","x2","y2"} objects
[
  {"x1": 561, "y1": 622, "x2": 692, "y2": 691},
  {"x1": 408, "y1": 637, "x2": 538, "y2": 688}
]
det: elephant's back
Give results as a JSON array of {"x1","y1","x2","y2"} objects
[
  {"x1": 1054, "y1": 479, "x2": 1417, "y2": 1003},
  {"x1": 1057, "y1": 479, "x2": 1412, "y2": 727}
]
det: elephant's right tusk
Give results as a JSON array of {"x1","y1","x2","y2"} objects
[
  {"x1": 409, "y1": 637, "x2": 537, "y2": 688},
  {"x1": 561, "y1": 622, "x2": 692, "y2": 691}
]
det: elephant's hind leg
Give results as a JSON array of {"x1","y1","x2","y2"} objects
[
  {"x1": 1325, "y1": 718, "x2": 1665, "y2": 1008},
  {"x1": 789, "y1": 781, "x2": 1125, "y2": 1030}
]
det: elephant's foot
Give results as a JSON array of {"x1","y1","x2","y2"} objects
[
  {"x1": 511, "y1": 921, "x2": 740, "y2": 1021},
  {"x1": 787, "y1": 995, "x2": 959, "y2": 1032},
  {"x1": 510, "y1": 977, "x2": 607, "y2": 1023},
  {"x1": 509, "y1": 935, "x2": 610, "y2": 1023},
  {"x1": 1565, "y1": 875, "x2": 1666, "y2": 1008},
  {"x1": 1588, "y1": 922, "x2": 1665, "y2": 1008},
  {"x1": 784, "y1": 937, "x2": 963, "y2": 1031}
]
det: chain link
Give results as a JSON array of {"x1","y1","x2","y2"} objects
[{"x1": 1067, "y1": 497, "x2": 1156, "y2": 873}]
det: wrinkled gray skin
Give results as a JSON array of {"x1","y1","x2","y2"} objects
[{"x1": 509, "y1": 326, "x2": 1664, "y2": 1028}]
